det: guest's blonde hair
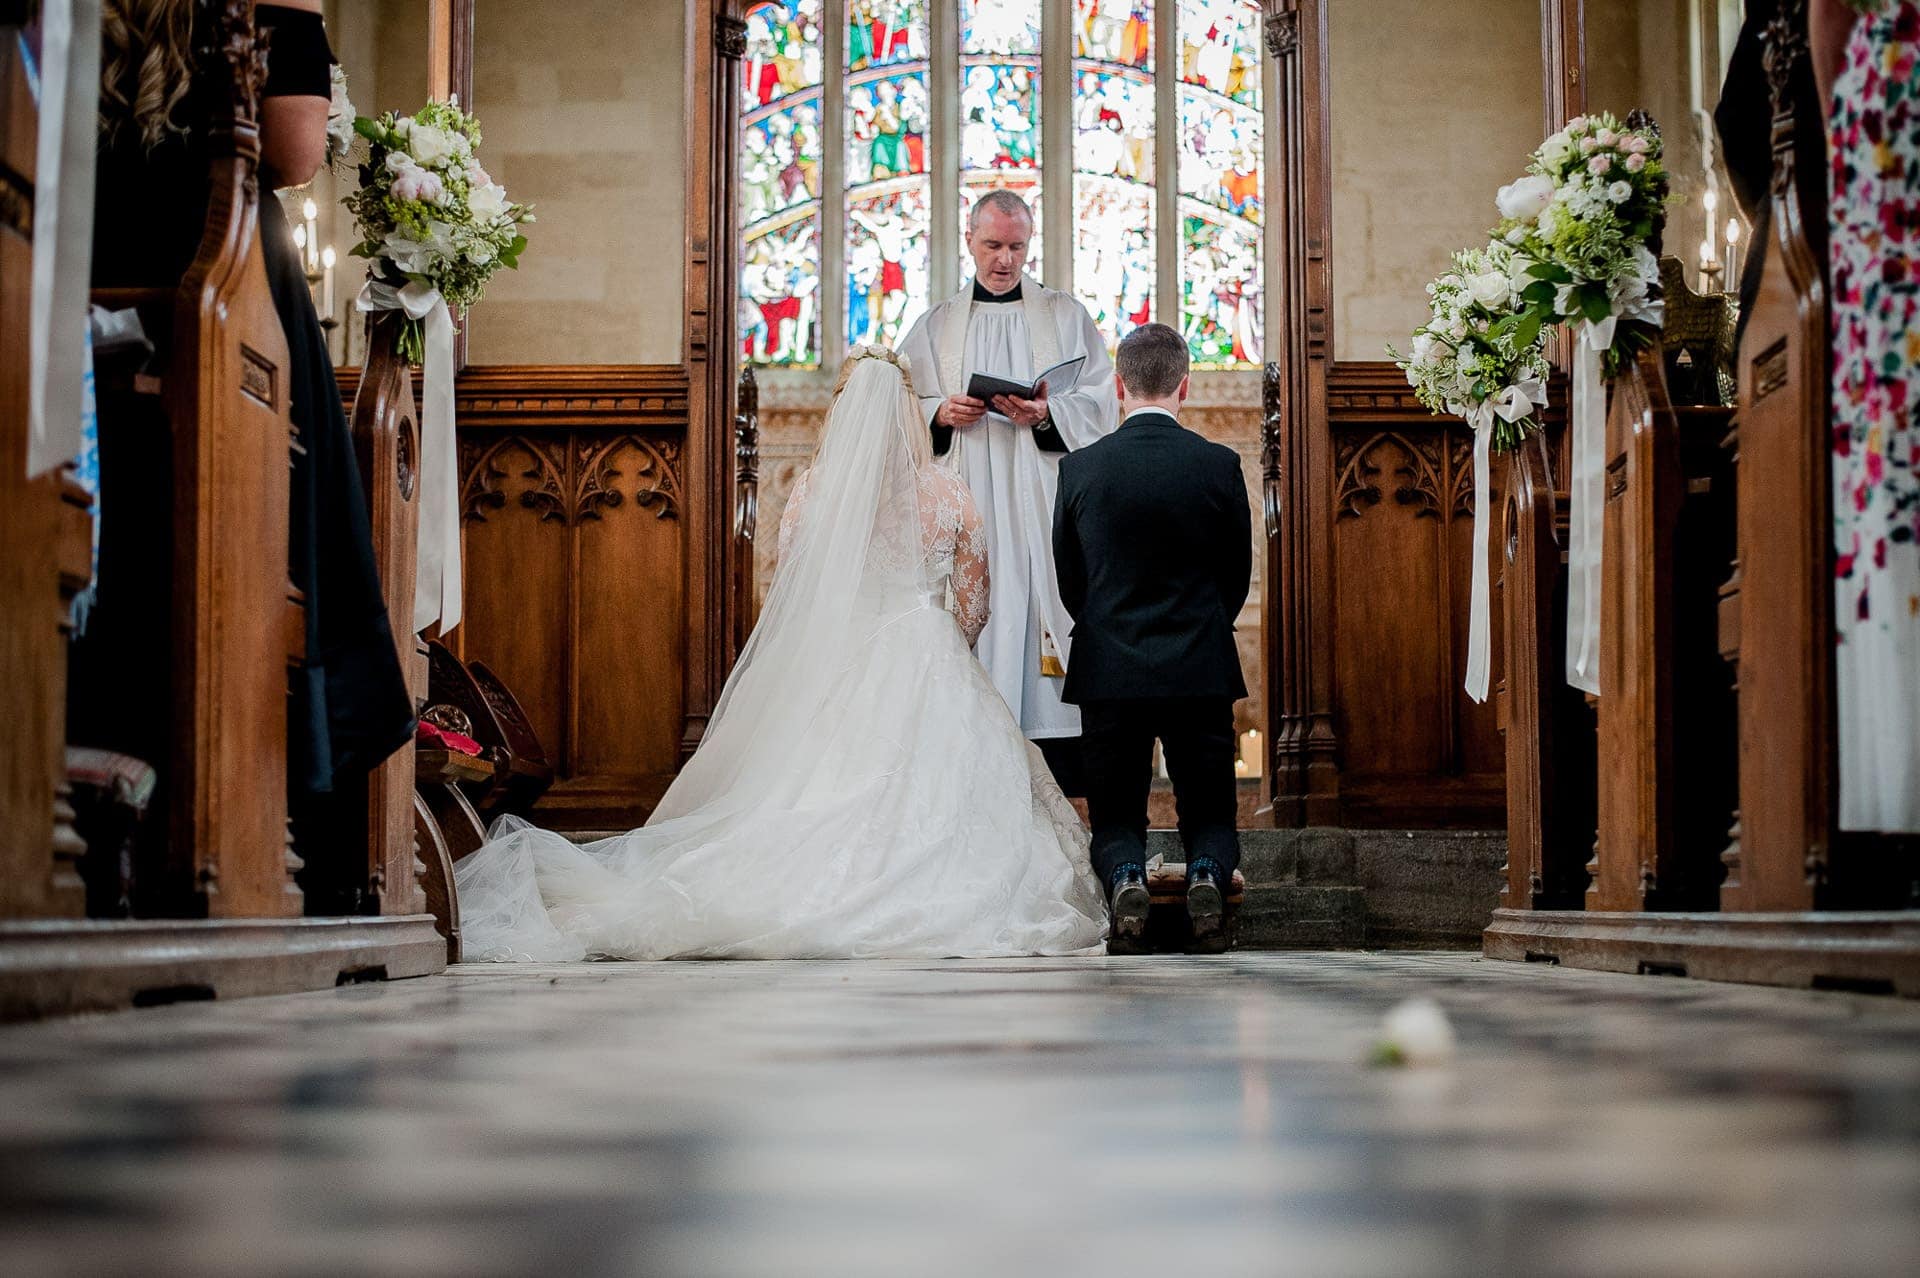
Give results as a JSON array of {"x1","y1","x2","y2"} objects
[{"x1": 99, "y1": 0, "x2": 196, "y2": 149}]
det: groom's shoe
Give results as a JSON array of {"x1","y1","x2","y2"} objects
[
  {"x1": 1186, "y1": 859, "x2": 1226, "y2": 943},
  {"x1": 1107, "y1": 864, "x2": 1150, "y2": 946}
]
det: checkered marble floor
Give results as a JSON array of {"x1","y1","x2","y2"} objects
[{"x1": 1, "y1": 953, "x2": 1917, "y2": 1277}]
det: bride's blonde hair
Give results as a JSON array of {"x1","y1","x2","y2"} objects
[{"x1": 829, "y1": 345, "x2": 930, "y2": 468}]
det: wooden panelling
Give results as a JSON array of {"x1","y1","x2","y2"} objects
[
  {"x1": 333, "y1": 365, "x2": 693, "y2": 829},
  {"x1": 1327, "y1": 369, "x2": 1506, "y2": 828}
]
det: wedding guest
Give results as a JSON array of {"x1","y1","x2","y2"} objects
[
  {"x1": 1812, "y1": 0, "x2": 1920, "y2": 837},
  {"x1": 81, "y1": 0, "x2": 411, "y2": 909}
]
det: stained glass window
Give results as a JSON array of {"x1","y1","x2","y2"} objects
[
  {"x1": 846, "y1": 1, "x2": 931, "y2": 347},
  {"x1": 1073, "y1": 0, "x2": 1155, "y2": 350},
  {"x1": 959, "y1": 0, "x2": 1043, "y2": 281},
  {"x1": 738, "y1": 1, "x2": 1265, "y2": 371},
  {"x1": 741, "y1": 0, "x2": 825, "y2": 366},
  {"x1": 1177, "y1": 0, "x2": 1261, "y2": 367}
]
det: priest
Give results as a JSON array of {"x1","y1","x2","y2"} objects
[{"x1": 897, "y1": 190, "x2": 1118, "y2": 794}]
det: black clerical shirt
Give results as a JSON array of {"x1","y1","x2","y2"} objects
[{"x1": 929, "y1": 280, "x2": 1068, "y2": 456}]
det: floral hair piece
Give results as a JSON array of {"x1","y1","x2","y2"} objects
[{"x1": 835, "y1": 344, "x2": 919, "y2": 400}]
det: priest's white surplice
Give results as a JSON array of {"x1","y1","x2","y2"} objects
[{"x1": 896, "y1": 274, "x2": 1117, "y2": 739}]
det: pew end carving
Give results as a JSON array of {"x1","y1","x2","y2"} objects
[{"x1": 349, "y1": 311, "x2": 428, "y2": 918}]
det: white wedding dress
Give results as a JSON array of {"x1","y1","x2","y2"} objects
[{"x1": 454, "y1": 355, "x2": 1107, "y2": 961}]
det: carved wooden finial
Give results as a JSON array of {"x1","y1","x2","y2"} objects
[{"x1": 1263, "y1": 9, "x2": 1299, "y2": 59}]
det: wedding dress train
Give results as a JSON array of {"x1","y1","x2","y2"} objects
[{"x1": 453, "y1": 353, "x2": 1107, "y2": 960}]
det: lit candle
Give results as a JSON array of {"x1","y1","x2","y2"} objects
[
  {"x1": 1700, "y1": 237, "x2": 1716, "y2": 293},
  {"x1": 302, "y1": 198, "x2": 319, "y2": 271},
  {"x1": 1703, "y1": 187, "x2": 1718, "y2": 261},
  {"x1": 292, "y1": 223, "x2": 307, "y2": 255},
  {"x1": 321, "y1": 244, "x2": 336, "y2": 319},
  {"x1": 1239, "y1": 728, "x2": 1263, "y2": 779},
  {"x1": 1724, "y1": 218, "x2": 1741, "y2": 292}
]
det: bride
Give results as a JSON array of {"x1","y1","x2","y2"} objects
[{"x1": 454, "y1": 347, "x2": 1109, "y2": 960}]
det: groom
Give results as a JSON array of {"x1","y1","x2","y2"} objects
[{"x1": 1052, "y1": 323, "x2": 1251, "y2": 945}]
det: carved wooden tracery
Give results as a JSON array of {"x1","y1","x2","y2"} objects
[{"x1": 458, "y1": 434, "x2": 683, "y2": 527}]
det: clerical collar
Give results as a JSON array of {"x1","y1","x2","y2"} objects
[{"x1": 972, "y1": 278, "x2": 1023, "y2": 303}]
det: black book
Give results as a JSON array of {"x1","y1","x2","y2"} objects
[{"x1": 965, "y1": 354, "x2": 1086, "y2": 403}]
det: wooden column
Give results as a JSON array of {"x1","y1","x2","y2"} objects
[
  {"x1": 1721, "y1": 2, "x2": 1830, "y2": 912},
  {"x1": 1259, "y1": 0, "x2": 1338, "y2": 826},
  {"x1": 682, "y1": 0, "x2": 746, "y2": 760},
  {"x1": 349, "y1": 314, "x2": 427, "y2": 918},
  {"x1": 0, "y1": 37, "x2": 88, "y2": 919}
]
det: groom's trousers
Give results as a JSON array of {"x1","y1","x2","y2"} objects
[{"x1": 1079, "y1": 697, "x2": 1240, "y2": 885}]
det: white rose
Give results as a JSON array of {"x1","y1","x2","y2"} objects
[
  {"x1": 1373, "y1": 997, "x2": 1457, "y2": 1067},
  {"x1": 467, "y1": 181, "x2": 509, "y2": 221},
  {"x1": 1466, "y1": 270, "x2": 1509, "y2": 308},
  {"x1": 386, "y1": 151, "x2": 416, "y2": 175},
  {"x1": 406, "y1": 122, "x2": 457, "y2": 167},
  {"x1": 1496, "y1": 174, "x2": 1555, "y2": 221},
  {"x1": 1608, "y1": 180, "x2": 1632, "y2": 203}
]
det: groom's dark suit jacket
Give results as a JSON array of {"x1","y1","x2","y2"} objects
[{"x1": 1052, "y1": 409, "x2": 1252, "y2": 704}]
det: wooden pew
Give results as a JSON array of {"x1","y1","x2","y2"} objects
[
  {"x1": 0, "y1": 32, "x2": 90, "y2": 919},
  {"x1": 0, "y1": 2, "x2": 444, "y2": 1019},
  {"x1": 425, "y1": 639, "x2": 555, "y2": 817},
  {"x1": 1719, "y1": 4, "x2": 1834, "y2": 911},
  {"x1": 158, "y1": 8, "x2": 307, "y2": 918},
  {"x1": 1591, "y1": 347, "x2": 1735, "y2": 912},
  {"x1": 1496, "y1": 430, "x2": 1595, "y2": 911},
  {"x1": 348, "y1": 311, "x2": 428, "y2": 919}
]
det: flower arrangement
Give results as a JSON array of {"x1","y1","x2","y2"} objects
[
  {"x1": 1493, "y1": 112, "x2": 1669, "y2": 375},
  {"x1": 1391, "y1": 241, "x2": 1549, "y2": 454},
  {"x1": 325, "y1": 64, "x2": 355, "y2": 164},
  {"x1": 344, "y1": 98, "x2": 532, "y2": 362}
]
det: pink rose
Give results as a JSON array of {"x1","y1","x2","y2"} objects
[
  {"x1": 1580, "y1": 137, "x2": 1597, "y2": 153},
  {"x1": 1595, "y1": 127, "x2": 1616, "y2": 146},
  {"x1": 1624, "y1": 152, "x2": 1647, "y2": 172},
  {"x1": 1625, "y1": 136, "x2": 1650, "y2": 154},
  {"x1": 1588, "y1": 155, "x2": 1612, "y2": 175}
]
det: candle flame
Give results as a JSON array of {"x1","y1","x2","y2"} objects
[
  {"x1": 321, "y1": 245, "x2": 337, "y2": 269},
  {"x1": 1726, "y1": 219, "x2": 1740, "y2": 245},
  {"x1": 302, "y1": 198, "x2": 318, "y2": 222}
]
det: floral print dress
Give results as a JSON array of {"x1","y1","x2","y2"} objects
[{"x1": 1829, "y1": 0, "x2": 1920, "y2": 831}]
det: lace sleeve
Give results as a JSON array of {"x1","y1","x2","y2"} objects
[
  {"x1": 777, "y1": 468, "x2": 813, "y2": 564},
  {"x1": 948, "y1": 478, "x2": 990, "y2": 648}
]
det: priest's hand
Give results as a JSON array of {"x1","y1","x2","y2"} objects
[
  {"x1": 937, "y1": 395, "x2": 988, "y2": 429},
  {"x1": 991, "y1": 383, "x2": 1049, "y2": 429}
]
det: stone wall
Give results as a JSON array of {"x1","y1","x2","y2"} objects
[
  {"x1": 463, "y1": 0, "x2": 688, "y2": 364},
  {"x1": 1329, "y1": 0, "x2": 1545, "y2": 361}
]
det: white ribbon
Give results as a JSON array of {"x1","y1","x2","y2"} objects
[
  {"x1": 357, "y1": 278, "x2": 460, "y2": 633},
  {"x1": 1457, "y1": 378, "x2": 1545, "y2": 704},
  {"x1": 1565, "y1": 319, "x2": 1608, "y2": 695},
  {"x1": 25, "y1": 0, "x2": 101, "y2": 478}
]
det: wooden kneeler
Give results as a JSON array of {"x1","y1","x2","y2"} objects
[{"x1": 1106, "y1": 864, "x2": 1246, "y2": 955}]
